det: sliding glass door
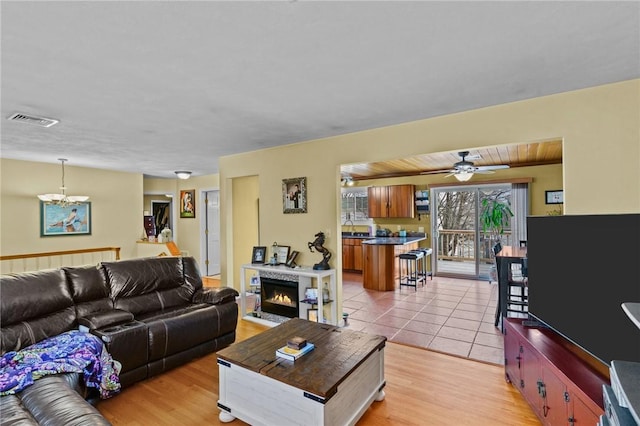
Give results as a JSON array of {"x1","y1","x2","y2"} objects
[{"x1": 431, "y1": 184, "x2": 513, "y2": 280}]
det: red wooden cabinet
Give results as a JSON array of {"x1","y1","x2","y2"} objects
[{"x1": 503, "y1": 318, "x2": 608, "y2": 425}]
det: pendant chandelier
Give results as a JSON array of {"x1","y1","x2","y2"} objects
[{"x1": 37, "y1": 158, "x2": 89, "y2": 206}]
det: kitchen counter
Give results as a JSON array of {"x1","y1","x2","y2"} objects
[
  {"x1": 362, "y1": 234, "x2": 427, "y2": 291},
  {"x1": 362, "y1": 235, "x2": 425, "y2": 245}
]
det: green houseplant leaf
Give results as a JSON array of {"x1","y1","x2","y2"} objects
[{"x1": 480, "y1": 198, "x2": 514, "y2": 243}]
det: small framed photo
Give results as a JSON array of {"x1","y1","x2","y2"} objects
[
  {"x1": 251, "y1": 246, "x2": 267, "y2": 264},
  {"x1": 307, "y1": 309, "x2": 318, "y2": 322},
  {"x1": 180, "y1": 189, "x2": 196, "y2": 218},
  {"x1": 40, "y1": 202, "x2": 91, "y2": 236},
  {"x1": 274, "y1": 245, "x2": 290, "y2": 264},
  {"x1": 283, "y1": 177, "x2": 307, "y2": 214},
  {"x1": 545, "y1": 190, "x2": 564, "y2": 204},
  {"x1": 304, "y1": 287, "x2": 318, "y2": 302}
]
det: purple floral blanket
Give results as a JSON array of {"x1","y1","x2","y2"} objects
[{"x1": 0, "y1": 330, "x2": 121, "y2": 399}]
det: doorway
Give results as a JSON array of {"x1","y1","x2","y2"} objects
[
  {"x1": 151, "y1": 200, "x2": 172, "y2": 238},
  {"x1": 201, "y1": 190, "x2": 221, "y2": 276},
  {"x1": 431, "y1": 184, "x2": 512, "y2": 280}
]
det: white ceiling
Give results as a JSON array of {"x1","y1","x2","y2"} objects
[{"x1": 2, "y1": 1, "x2": 638, "y2": 179}]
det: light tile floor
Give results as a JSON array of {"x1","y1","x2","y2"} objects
[{"x1": 341, "y1": 272, "x2": 504, "y2": 365}]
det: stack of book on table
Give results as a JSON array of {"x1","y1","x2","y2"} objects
[{"x1": 276, "y1": 336, "x2": 314, "y2": 361}]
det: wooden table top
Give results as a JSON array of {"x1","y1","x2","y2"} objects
[
  {"x1": 217, "y1": 318, "x2": 386, "y2": 399},
  {"x1": 496, "y1": 245, "x2": 527, "y2": 259}
]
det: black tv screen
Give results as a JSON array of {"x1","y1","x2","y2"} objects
[{"x1": 527, "y1": 213, "x2": 640, "y2": 366}]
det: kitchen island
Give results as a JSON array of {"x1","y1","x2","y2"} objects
[{"x1": 362, "y1": 234, "x2": 427, "y2": 291}]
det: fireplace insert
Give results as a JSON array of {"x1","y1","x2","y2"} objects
[{"x1": 260, "y1": 277, "x2": 299, "y2": 318}]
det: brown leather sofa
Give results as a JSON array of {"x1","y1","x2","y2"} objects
[{"x1": 0, "y1": 256, "x2": 239, "y2": 425}]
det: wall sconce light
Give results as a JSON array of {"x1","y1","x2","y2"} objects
[{"x1": 175, "y1": 171, "x2": 192, "y2": 180}]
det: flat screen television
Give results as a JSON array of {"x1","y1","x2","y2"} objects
[{"x1": 527, "y1": 213, "x2": 640, "y2": 366}]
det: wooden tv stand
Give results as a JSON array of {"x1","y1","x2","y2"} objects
[{"x1": 503, "y1": 318, "x2": 609, "y2": 425}]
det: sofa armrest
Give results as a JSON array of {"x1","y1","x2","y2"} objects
[
  {"x1": 194, "y1": 287, "x2": 239, "y2": 305},
  {"x1": 78, "y1": 309, "x2": 135, "y2": 332}
]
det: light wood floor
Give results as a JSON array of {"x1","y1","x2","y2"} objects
[{"x1": 98, "y1": 303, "x2": 541, "y2": 425}]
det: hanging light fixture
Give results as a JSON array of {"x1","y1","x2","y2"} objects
[
  {"x1": 341, "y1": 176, "x2": 355, "y2": 186},
  {"x1": 175, "y1": 171, "x2": 192, "y2": 179},
  {"x1": 37, "y1": 158, "x2": 89, "y2": 206}
]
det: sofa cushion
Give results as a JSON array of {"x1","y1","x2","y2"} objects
[
  {"x1": 0, "y1": 393, "x2": 38, "y2": 425},
  {"x1": 141, "y1": 302, "x2": 238, "y2": 361},
  {"x1": 64, "y1": 265, "x2": 113, "y2": 318},
  {"x1": 100, "y1": 257, "x2": 197, "y2": 315},
  {"x1": 18, "y1": 376, "x2": 111, "y2": 426},
  {"x1": 1, "y1": 269, "x2": 75, "y2": 354}
]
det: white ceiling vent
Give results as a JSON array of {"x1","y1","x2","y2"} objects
[{"x1": 7, "y1": 113, "x2": 59, "y2": 128}]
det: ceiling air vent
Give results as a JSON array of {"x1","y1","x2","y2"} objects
[{"x1": 7, "y1": 113, "x2": 59, "y2": 128}]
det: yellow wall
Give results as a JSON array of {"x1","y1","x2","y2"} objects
[
  {"x1": 0, "y1": 159, "x2": 219, "y2": 271},
  {"x1": 0, "y1": 158, "x2": 142, "y2": 259},
  {"x1": 1, "y1": 80, "x2": 638, "y2": 295},
  {"x1": 219, "y1": 79, "x2": 640, "y2": 312}
]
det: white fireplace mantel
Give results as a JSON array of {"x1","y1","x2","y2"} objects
[{"x1": 239, "y1": 263, "x2": 337, "y2": 326}]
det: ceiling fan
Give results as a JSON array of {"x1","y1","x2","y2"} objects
[{"x1": 421, "y1": 151, "x2": 509, "y2": 182}]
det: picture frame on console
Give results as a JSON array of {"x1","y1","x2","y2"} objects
[
  {"x1": 275, "y1": 245, "x2": 290, "y2": 264},
  {"x1": 251, "y1": 246, "x2": 267, "y2": 264},
  {"x1": 307, "y1": 309, "x2": 318, "y2": 322},
  {"x1": 40, "y1": 201, "x2": 91, "y2": 236}
]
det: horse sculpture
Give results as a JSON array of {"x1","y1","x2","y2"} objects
[{"x1": 308, "y1": 231, "x2": 331, "y2": 270}]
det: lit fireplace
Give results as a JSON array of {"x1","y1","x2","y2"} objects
[{"x1": 260, "y1": 277, "x2": 299, "y2": 318}]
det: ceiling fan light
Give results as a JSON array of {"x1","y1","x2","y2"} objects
[
  {"x1": 175, "y1": 171, "x2": 192, "y2": 180},
  {"x1": 455, "y1": 172, "x2": 473, "y2": 182}
]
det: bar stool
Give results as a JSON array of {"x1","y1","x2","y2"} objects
[
  {"x1": 398, "y1": 251, "x2": 425, "y2": 290},
  {"x1": 412, "y1": 248, "x2": 433, "y2": 281}
]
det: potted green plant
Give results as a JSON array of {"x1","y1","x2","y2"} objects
[
  {"x1": 480, "y1": 198, "x2": 513, "y2": 282},
  {"x1": 480, "y1": 198, "x2": 514, "y2": 245}
]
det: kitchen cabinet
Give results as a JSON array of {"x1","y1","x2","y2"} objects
[
  {"x1": 367, "y1": 184, "x2": 415, "y2": 218},
  {"x1": 342, "y1": 238, "x2": 363, "y2": 272},
  {"x1": 503, "y1": 318, "x2": 606, "y2": 426}
]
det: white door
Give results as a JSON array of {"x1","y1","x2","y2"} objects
[{"x1": 203, "y1": 190, "x2": 221, "y2": 276}]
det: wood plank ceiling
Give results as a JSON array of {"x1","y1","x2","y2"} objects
[{"x1": 340, "y1": 139, "x2": 563, "y2": 181}]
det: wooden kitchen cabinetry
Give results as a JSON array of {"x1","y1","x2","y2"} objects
[
  {"x1": 504, "y1": 318, "x2": 607, "y2": 426},
  {"x1": 342, "y1": 238, "x2": 363, "y2": 271},
  {"x1": 367, "y1": 184, "x2": 415, "y2": 218}
]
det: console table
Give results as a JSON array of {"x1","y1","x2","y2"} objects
[
  {"x1": 504, "y1": 318, "x2": 607, "y2": 425},
  {"x1": 239, "y1": 264, "x2": 337, "y2": 326}
]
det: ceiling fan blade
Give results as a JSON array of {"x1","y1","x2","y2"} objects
[
  {"x1": 473, "y1": 169, "x2": 496, "y2": 174},
  {"x1": 420, "y1": 169, "x2": 454, "y2": 175},
  {"x1": 475, "y1": 165, "x2": 509, "y2": 171}
]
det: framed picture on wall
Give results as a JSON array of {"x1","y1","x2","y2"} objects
[
  {"x1": 180, "y1": 189, "x2": 196, "y2": 218},
  {"x1": 545, "y1": 190, "x2": 564, "y2": 204},
  {"x1": 282, "y1": 177, "x2": 307, "y2": 214},
  {"x1": 40, "y1": 202, "x2": 91, "y2": 236}
]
